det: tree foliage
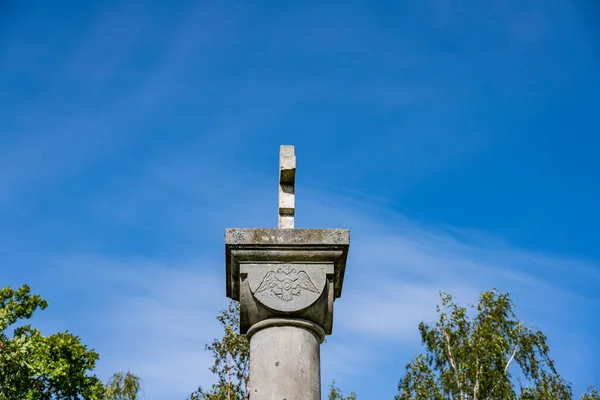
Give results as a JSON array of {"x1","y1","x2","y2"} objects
[
  {"x1": 190, "y1": 301, "x2": 249, "y2": 400},
  {"x1": 328, "y1": 380, "x2": 357, "y2": 400},
  {"x1": 0, "y1": 284, "x2": 140, "y2": 400},
  {"x1": 190, "y1": 300, "x2": 356, "y2": 400},
  {"x1": 105, "y1": 371, "x2": 142, "y2": 400},
  {"x1": 396, "y1": 289, "x2": 596, "y2": 400},
  {"x1": 582, "y1": 386, "x2": 600, "y2": 400}
]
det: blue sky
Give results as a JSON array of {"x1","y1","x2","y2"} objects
[{"x1": 1, "y1": 0, "x2": 599, "y2": 398}]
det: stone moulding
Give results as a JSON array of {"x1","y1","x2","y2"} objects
[
  {"x1": 246, "y1": 318, "x2": 326, "y2": 343},
  {"x1": 225, "y1": 228, "x2": 350, "y2": 334}
]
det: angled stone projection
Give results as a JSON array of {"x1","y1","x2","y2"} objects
[{"x1": 225, "y1": 145, "x2": 350, "y2": 400}]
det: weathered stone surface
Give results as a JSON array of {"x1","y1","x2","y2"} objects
[
  {"x1": 226, "y1": 228, "x2": 350, "y2": 246},
  {"x1": 247, "y1": 320, "x2": 322, "y2": 400},
  {"x1": 225, "y1": 228, "x2": 349, "y2": 334},
  {"x1": 279, "y1": 145, "x2": 296, "y2": 184},
  {"x1": 278, "y1": 145, "x2": 296, "y2": 229},
  {"x1": 225, "y1": 229, "x2": 350, "y2": 334}
]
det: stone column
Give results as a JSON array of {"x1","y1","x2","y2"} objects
[
  {"x1": 247, "y1": 320, "x2": 323, "y2": 399},
  {"x1": 226, "y1": 227, "x2": 349, "y2": 400},
  {"x1": 225, "y1": 145, "x2": 350, "y2": 400}
]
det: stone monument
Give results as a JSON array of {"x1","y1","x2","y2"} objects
[{"x1": 225, "y1": 145, "x2": 350, "y2": 400}]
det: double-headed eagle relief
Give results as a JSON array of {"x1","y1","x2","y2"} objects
[{"x1": 255, "y1": 264, "x2": 319, "y2": 302}]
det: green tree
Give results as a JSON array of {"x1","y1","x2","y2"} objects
[
  {"x1": 582, "y1": 386, "x2": 600, "y2": 400},
  {"x1": 0, "y1": 284, "x2": 141, "y2": 400},
  {"x1": 190, "y1": 301, "x2": 249, "y2": 400},
  {"x1": 190, "y1": 300, "x2": 356, "y2": 400},
  {"x1": 396, "y1": 289, "x2": 596, "y2": 400},
  {"x1": 328, "y1": 380, "x2": 357, "y2": 400},
  {"x1": 105, "y1": 371, "x2": 142, "y2": 400}
]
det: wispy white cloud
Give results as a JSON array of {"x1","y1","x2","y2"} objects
[
  {"x1": 337, "y1": 283, "x2": 476, "y2": 341},
  {"x1": 43, "y1": 255, "x2": 228, "y2": 398}
]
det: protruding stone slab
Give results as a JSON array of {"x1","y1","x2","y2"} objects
[
  {"x1": 226, "y1": 227, "x2": 349, "y2": 246},
  {"x1": 226, "y1": 228, "x2": 350, "y2": 299}
]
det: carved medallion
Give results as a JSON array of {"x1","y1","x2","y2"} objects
[
  {"x1": 244, "y1": 263, "x2": 329, "y2": 313},
  {"x1": 255, "y1": 265, "x2": 319, "y2": 301}
]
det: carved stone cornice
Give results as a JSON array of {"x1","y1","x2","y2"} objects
[{"x1": 225, "y1": 228, "x2": 349, "y2": 334}]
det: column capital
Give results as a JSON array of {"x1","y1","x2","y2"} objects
[{"x1": 225, "y1": 228, "x2": 350, "y2": 334}]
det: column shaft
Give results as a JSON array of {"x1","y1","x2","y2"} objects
[{"x1": 247, "y1": 323, "x2": 322, "y2": 400}]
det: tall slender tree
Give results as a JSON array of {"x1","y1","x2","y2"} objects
[
  {"x1": 105, "y1": 371, "x2": 142, "y2": 400},
  {"x1": 396, "y1": 289, "x2": 597, "y2": 400}
]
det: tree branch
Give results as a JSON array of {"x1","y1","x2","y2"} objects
[
  {"x1": 473, "y1": 359, "x2": 480, "y2": 400},
  {"x1": 504, "y1": 346, "x2": 519, "y2": 374},
  {"x1": 444, "y1": 331, "x2": 465, "y2": 400},
  {"x1": 489, "y1": 345, "x2": 520, "y2": 399}
]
